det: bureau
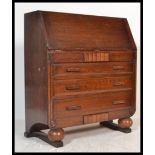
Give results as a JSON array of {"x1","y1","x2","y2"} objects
[{"x1": 24, "y1": 11, "x2": 137, "y2": 147}]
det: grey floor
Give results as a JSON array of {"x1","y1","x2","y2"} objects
[{"x1": 15, "y1": 112, "x2": 140, "y2": 152}]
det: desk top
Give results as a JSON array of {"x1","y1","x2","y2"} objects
[{"x1": 25, "y1": 11, "x2": 136, "y2": 51}]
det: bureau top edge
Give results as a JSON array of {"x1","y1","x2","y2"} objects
[{"x1": 25, "y1": 11, "x2": 137, "y2": 51}]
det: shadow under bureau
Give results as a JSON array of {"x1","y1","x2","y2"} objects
[{"x1": 24, "y1": 11, "x2": 137, "y2": 147}]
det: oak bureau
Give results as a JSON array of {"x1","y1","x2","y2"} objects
[{"x1": 24, "y1": 11, "x2": 137, "y2": 147}]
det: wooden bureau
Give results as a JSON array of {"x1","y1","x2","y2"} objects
[{"x1": 24, "y1": 11, "x2": 137, "y2": 147}]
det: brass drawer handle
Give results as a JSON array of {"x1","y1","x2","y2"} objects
[
  {"x1": 113, "y1": 66, "x2": 125, "y2": 70},
  {"x1": 66, "y1": 105, "x2": 81, "y2": 111},
  {"x1": 66, "y1": 68, "x2": 80, "y2": 72},
  {"x1": 113, "y1": 100, "x2": 126, "y2": 105},
  {"x1": 65, "y1": 86, "x2": 80, "y2": 90},
  {"x1": 113, "y1": 82, "x2": 125, "y2": 86}
]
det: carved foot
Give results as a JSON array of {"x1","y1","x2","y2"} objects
[
  {"x1": 100, "y1": 118, "x2": 133, "y2": 133},
  {"x1": 24, "y1": 128, "x2": 64, "y2": 147}
]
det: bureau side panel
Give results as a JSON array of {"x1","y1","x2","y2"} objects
[{"x1": 24, "y1": 12, "x2": 48, "y2": 132}]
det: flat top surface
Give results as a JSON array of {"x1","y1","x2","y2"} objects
[{"x1": 41, "y1": 11, "x2": 136, "y2": 51}]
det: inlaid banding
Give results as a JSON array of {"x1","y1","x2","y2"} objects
[{"x1": 84, "y1": 52, "x2": 109, "y2": 62}]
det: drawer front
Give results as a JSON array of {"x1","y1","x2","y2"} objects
[
  {"x1": 54, "y1": 62, "x2": 133, "y2": 76},
  {"x1": 53, "y1": 91, "x2": 132, "y2": 118},
  {"x1": 54, "y1": 109, "x2": 131, "y2": 128},
  {"x1": 54, "y1": 76, "x2": 132, "y2": 96},
  {"x1": 55, "y1": 116, "x2": 83, "y2": 128},
  {"x1": 50, "y1": 51, "x2": 135, "y2": 63}
]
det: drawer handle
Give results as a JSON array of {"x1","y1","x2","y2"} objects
[
  {"x1": 113, "y1": 100, "x2": 126, "y2": 105},
  {"x1": 113, "y1": 66, "x2": 125, "y2": 70},
  {"x1": 113, "y1": 82, "x2": 125, "y2": 86},
  {"x1": 65, "y1": 86, "x2": 80, "y2": 90},
  {"x1": 66, "y1": 105, "x2": 81, "y2": 111},
  {"x1": 66, "y1": 68, "x2": 80, "y2": 72}
]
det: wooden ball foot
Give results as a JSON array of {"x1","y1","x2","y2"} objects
[
  {"x1": 100, "y1": 118, "x2": 133, "y2": 133},
  {"x1": 48, "y1": 128, "x2": 64, "y2": 142},
  {"x1": 118, "y1": 118, "x2": 133, "y2": 129},
  {"x1": 24, "y1": 129, "x2": 64, "y2": 147}
]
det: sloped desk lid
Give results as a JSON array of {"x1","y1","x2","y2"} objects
[{"x1": 39, "y1": 11, "x2": 136, "y2": 51}]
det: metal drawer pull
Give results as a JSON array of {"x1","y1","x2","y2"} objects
[
  {"x1": 66, "y1": 105, "x2": 81, "y2": 111},
  {"x1": 65, "y1": 86, "x2": 80, "y2": 90},
  {"x1": 113, "y1": 82, "x2": 125, "y2": 86},
  {"x1": 66, "y1": 68, "x2": 80, "y2": 72},
  {"x1": 113, "y1": 100, "x2": 126, "y2": 105},
  {"x1": 113, "y1": 66, "x2": 125, "y2": 70}
]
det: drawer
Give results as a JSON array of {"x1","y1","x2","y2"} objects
[
  {"x1": 54, "y1": 109, "x2": 131, "y2": 128},
  {"x1": 83, "y1": 109, "x2": 131, "y2": 124},
  {"x1": 54, "y1": 62, "x2": 133, "y2": 76},
  {"x1": 49, "y1": 50, "x2": 135, "y2": 63},
  {"x1": 108, "y1": 109, "x2": 130, "y2": 120},
  {"x1": 54, "y1": 76, "x2": 133, "y2": 96},
  {"x1": 53, "y1": 90, "x2": 132, "y2": 118}
]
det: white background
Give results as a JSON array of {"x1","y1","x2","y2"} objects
[
  {"x1": 0, "y1": 0, "x2": 12, "y2": 154},
  {"x1": 143, "y1": 0, "x2": 155, "y2": 154}
]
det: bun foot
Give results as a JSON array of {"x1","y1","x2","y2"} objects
[
  {"x1": 24, "y1": 128, "x2": 64, "y2": 147},
  {"x1": 100, "y1": 118, "x2": 133, "y2": 133},
  {"x1": 118, "y1": 118, "x2": 133, "y2": 129},
  {"x1": 48, "y1": 128, "x2": 64, "y2": 142}
]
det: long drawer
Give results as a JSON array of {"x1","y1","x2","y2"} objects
[
  {"x1": 49, "y1": 51, "x2": 136, "y2": 63},
  {"x1": 54, "y1": 62, "x2": 133, "y2": 76},
  {"x1": 55, "y1": 109, "x2": 131, "y2": 128},
  {"x1": 53, "y1": 90, "x2": 132, "y2": 119},
  {"x1": 54, "y1": 75, "x2": 133, "y2": 96}
]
